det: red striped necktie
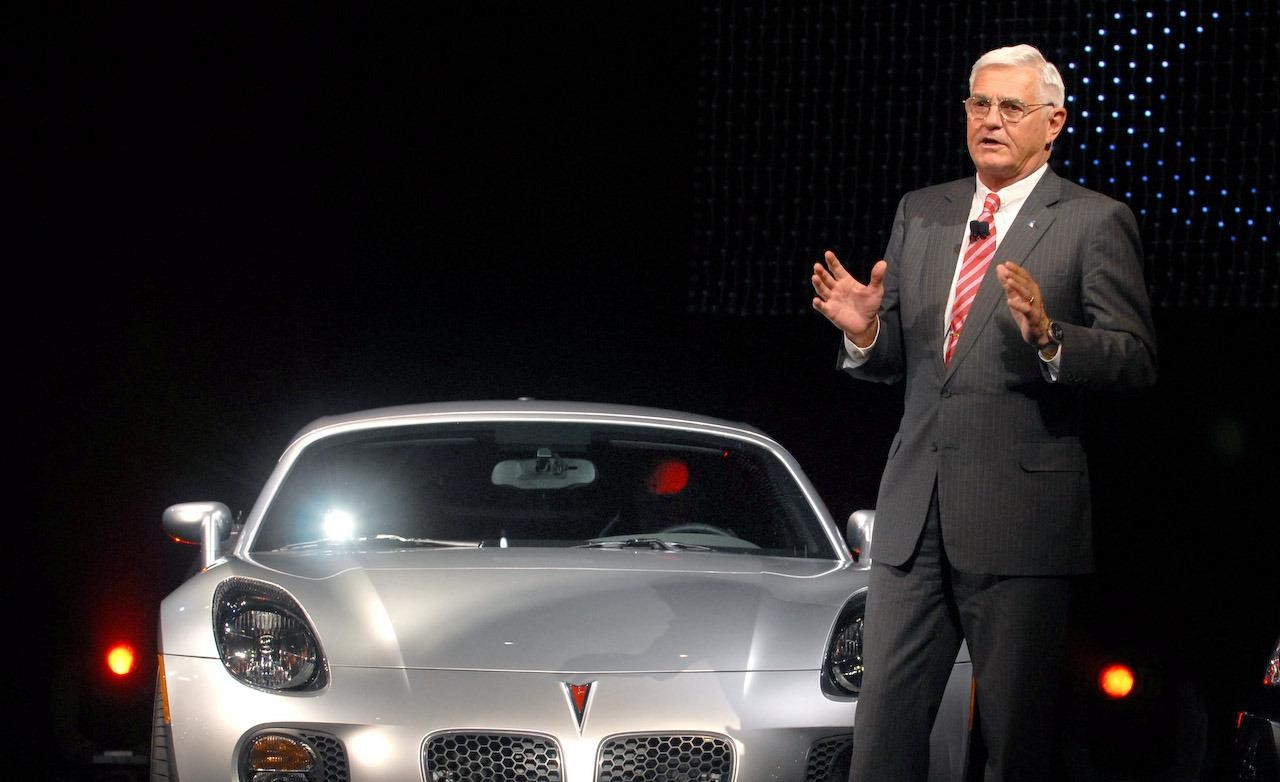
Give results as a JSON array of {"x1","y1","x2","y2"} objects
[{"x1": 944, "y1": 191, "x2": 1001, "y2": 366}]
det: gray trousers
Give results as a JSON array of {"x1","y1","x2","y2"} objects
[{"x1": 848, "y1": 486, "x2": 1075, "y2": 781}]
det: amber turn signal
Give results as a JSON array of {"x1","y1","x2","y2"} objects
[{"x1": 248, "y1": 733, "x2": 317, "y2": 772}]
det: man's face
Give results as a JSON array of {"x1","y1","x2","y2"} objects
[{"x1": 966, "y1": 65, "x2": 1067, "y2": 190}]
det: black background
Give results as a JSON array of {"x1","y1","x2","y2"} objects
[{"x1": 18, "y1": 5, "x2": 1277, "y2": 778}]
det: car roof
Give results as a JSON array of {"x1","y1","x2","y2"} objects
[{"x1": 291, "y1": 400, "x2": 772, "y2": 446}]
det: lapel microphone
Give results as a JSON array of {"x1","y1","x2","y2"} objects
[{"x1": 969, "y1": 220, "x2": 990, "y2": 242}]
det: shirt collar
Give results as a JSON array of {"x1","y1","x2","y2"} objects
[{"x1": 974, "y1": 162, "x2": 1050, "y2": 213}]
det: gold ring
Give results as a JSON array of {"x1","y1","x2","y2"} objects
[{"x1": 1027, "y1": 295, "x2": 1036, "y2": 305}]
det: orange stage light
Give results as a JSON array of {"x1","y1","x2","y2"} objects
[
  {"x1": 1098, "y1": 663, "x2": 1136, "y2": 699},
  {"x1": 107, "y1": 643, "x2": 136, "y2": 676}
]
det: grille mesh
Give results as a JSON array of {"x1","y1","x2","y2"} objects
[
  {"x1": 300, "y1": 731, "x2": 350, "y2": 782},
  {"x1": 424, "y1": 732, "x2": 563, "y2": 782},
  {"x1": 804, "y1": 735, "x2": 852, "y2": 782},
  {"x1": 597, "y1": 734, "x2": 733, "y2": 782}
]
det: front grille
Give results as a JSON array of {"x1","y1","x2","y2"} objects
[
  {"x1": 424, "y1": 732, "x2": 563, "y2": 782},
  {"x1": 597, "y1": 734, "x2": 733, "y2": 782},
  {"x1": 300, "y1": 731, "x2": 350, "y2": 782},
  {"x1": 804, "y1": 735, "x2": 852, "y2": 782}
]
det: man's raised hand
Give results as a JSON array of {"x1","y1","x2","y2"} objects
[{"x1": 812, "y1": 251, "x2": 886, "y2": 347}]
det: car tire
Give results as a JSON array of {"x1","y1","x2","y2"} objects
[{"x1": 149, "y1": 676, "x2": 174, "y2": 781}]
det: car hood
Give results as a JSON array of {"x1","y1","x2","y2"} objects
[{"x1": 163, "y1": 548, "x2": 864, "y2": 673}]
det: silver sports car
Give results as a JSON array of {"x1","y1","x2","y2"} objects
[{"x1": 153, "y1": 401, "x2": 972, "y2": 781}]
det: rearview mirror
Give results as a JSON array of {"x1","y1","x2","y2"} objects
[{"x1": 492, "y1": 448, "x2": 596, "y2": 489}]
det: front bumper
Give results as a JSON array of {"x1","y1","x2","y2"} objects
[{"x1": 162, "y1": 655, "x2": 971, "y2": 781}]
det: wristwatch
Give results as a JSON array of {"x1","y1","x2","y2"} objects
[{"x1": 1039, "y1": 320, "x2": 1063, "y2": 359}]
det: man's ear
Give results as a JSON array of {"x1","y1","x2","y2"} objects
[{"x1": 1045, "y1": 106, "x2": 1068, "y2": 150}]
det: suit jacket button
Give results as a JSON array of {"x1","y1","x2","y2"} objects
[{"x1": 940, "y1": 388, "x2": 952, "y2": 398}]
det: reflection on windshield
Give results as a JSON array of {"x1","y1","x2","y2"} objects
[
  {"x1": 268, "y1": 534, "x2": 482, "y2": 552},
  {"x1": 252, "y1": 422, "x2": 832, "y2": 559}
]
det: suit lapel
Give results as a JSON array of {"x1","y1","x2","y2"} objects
[
  {"x1": 989, "y1": 168, "x2": 1062, "y2": 273},
  {"x1": 944, "y1": 169, "x2": 1063, "y2": 377}
]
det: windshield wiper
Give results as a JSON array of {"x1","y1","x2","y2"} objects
[
  {"x1": 578, "y1": 537, "x2": 713, "y2": 552},
  {"x1": 270, "y1": 534, "x2": 481, "y2": 551},
  {"x1": 366, "y1": 534, "x2": 482, "y2": 548}
]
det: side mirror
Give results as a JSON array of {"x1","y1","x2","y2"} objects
[
  {"x1": 163, "y1": 502, "x2": 233, "y2": 569},
  {"x1": 846, "y1": 509, "x2": 875, "y2": 569}
]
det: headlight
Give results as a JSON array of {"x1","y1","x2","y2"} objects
[
  {"x1": 213, "y1": 579, "x2": 328, "y2": 692},
  {"x1": 822, "y1": 590, "x2": 866, "y2": 697}
]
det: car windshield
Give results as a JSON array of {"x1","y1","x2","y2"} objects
[{"x1": 251, "y1": 421, "x2": 836, "y2": 559}]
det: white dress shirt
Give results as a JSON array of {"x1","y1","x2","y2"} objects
[{"x1": 842, "y1": 163, "x2": 1061, "y2": 379}]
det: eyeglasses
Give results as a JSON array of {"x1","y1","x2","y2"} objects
[{"x1": 962, "y1": 96, "x2": 1054, "y2": 124}]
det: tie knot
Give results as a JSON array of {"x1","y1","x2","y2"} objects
[{"x1": 983, "y1": 192, "x2": 1001, "y2": 216}]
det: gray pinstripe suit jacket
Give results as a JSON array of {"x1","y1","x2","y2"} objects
[{"x1": 841, "y1": 167, "x2": 1157, "y2": 575}]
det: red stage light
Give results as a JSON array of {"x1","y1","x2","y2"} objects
[
  {"x1": 107, "y1": 643, "x2": 136, "y2": 676},
  {"x1": 647, "y1": 460, "x2": 689, "y2": 495}
]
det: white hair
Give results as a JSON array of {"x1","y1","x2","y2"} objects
[{"x1": 968, "y1": 44, "x2": 1066, "y2": 106}]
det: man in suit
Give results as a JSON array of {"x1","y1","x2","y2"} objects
[{"x1": 811, "y1": 44, "x2": 1157, "y2": 780}]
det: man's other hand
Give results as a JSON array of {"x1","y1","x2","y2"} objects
[{"x1": 812, "y1": 251, "x2": 886, "y2": 348}]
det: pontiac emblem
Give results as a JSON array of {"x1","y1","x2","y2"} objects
[{"x1": 563, "y1": 681, "x2": 594, "y2": 732}]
